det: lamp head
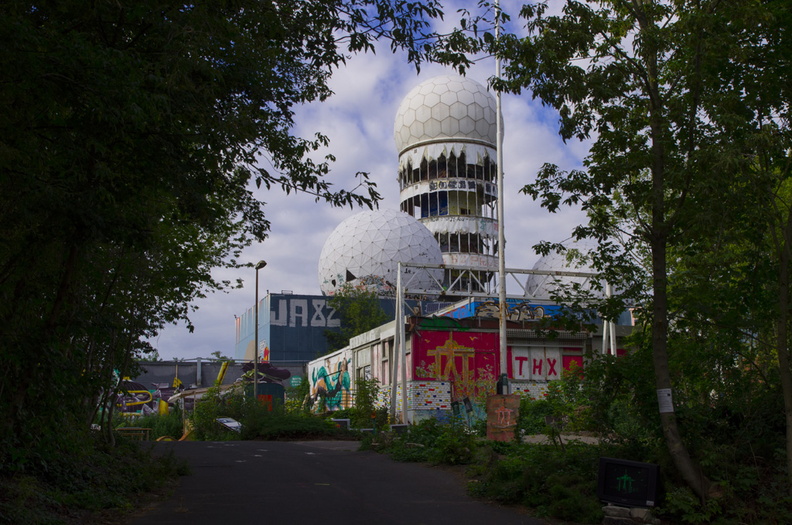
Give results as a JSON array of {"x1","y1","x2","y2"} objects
[{"x1": 255, "y1": 260, "x2": 267, "y2": 270}]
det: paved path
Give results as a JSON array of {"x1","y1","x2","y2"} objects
[{"x1": 126, "y1": 440, "x2": 546, "y2": 525}]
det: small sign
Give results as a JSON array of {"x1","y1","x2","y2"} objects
[
  {"x1": 656, "y1": 389, "x2": 674, "y2": 414},
  {"x1": 290, "y1": 376, "x2": 302, "y2": 387},
  {"x1": 331, "y1": 418, "x2": 350, "y2": 430}
]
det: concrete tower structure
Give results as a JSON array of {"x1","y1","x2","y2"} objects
[{"x1": 394, "y1": 75, "x2": 499, "y2": 291}]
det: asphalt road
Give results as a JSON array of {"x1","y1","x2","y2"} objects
[{"x1": 126, "y1": 440, "x2": 546, "y2": 525}]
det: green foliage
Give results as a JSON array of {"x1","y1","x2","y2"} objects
[
  {"x1": 0, "y1": 0, "x2": 477, "y2": 483},
  {"x1": 428, "y1": 425, "x2": 478, "y2": 465},
  {"x1": 118, "y1": 407, "x2": 185, "y2": 441},
  {"x1": 375, "y1": 418, "x2": 478, "y2": 465},
  {"x1": 190, "y1": 386, "x2": 244, "y2": 441},
  {"x1": 325, "y1": 283, "x2": 389, "y2": 352},
  {"x1": 188, "y1": 385, "x2": 348, "y2": 441},
  {"x1": 516, "y1": 396, "x2": 556, "y2": 436},
  {"x1": 486, "y1": 0, "x2": 792, "y2": 500},
  {"x1": 210, "y1": 351, "x2": 235, "y2": 364},
  {"x1": 243, "y1": 411, "x2": 342, "y2": 441},
  {"x1": 466, "y1": 442, "x2": 603, "y2": 523},
  {"x1": 328, "y1": 378, "x2": 389, "y2": 428},
  {"x1": 285, "y1": 378, "x2": 311, "y2": 414},
  {"x1": 0, "y1": 432, "x2": 187, "y2": 525}
]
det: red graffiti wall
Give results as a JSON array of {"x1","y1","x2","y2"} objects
[{"x1": 412, "y1": 331, "x2": 499, "y2": 402}]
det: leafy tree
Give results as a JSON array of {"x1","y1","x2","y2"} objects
[
  {"x1": 210, "y1": 351, "x2": 235, "y2": 364},
  {"x1": 0, "y1": 0, "x2": 473, "y2": 473},
  {"x1": 489, "y1": 0, "x2": 790, "y2": 499},
  {"x1": 325, "y1": 282, "x2": 390, "y2": 353}
]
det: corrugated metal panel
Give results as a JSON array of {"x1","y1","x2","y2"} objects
[
  {"x1": 398, "y1": 142, "x2": 495, "y2": 170},
  {"x1": 507, "y1": 329, "x2": 590, "y2": 340},
  {"x1": 421, "y1": 216, "x2": 498, "y2": 236}
]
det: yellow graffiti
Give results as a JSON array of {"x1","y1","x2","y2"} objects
[
  {"x1": 426, "y1": 335, "x2": 475, "y2": 383},
  {"x1": 118, "y1": 389, "x2": 153, "y2": 407}
]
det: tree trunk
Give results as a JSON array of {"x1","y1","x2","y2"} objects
[
  {"x1": 641, "y1": 3, "x2": 714, "y2": 498},
  {"x1": 652, "y1": 237, "x2": 713, "y2": 499},
  {"x1": 774, "y1": 205, "x2": 792, "y2": 495}
]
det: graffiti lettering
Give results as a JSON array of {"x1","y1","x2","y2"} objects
[
  {"x1": 271, "y1": 299, "x2": 287, "y2": 327},
  {"x1": 325, "y1": 305, "x2": 341, "y2": 328},
  {"x1": 617, "y1": 473, "x2": 635, "y2": 493},
  {"x1": 547, "y1": 358, "x2": 557, "y2": 377},
  {"x1": 429, "y1": 180, "x2": 479, "y2": 191},
  {"x1": 291, "y1": 299, "x2": 309, "y2": 327},
  {"x1": 496, "y1": 406, "x2": 514, "y2": 426},
  {"x1": 511, "y1": 348, "x2": 564, "y2": 380},
  {"x1": 515, "y1": 356, "x2": 528, "y2": 376},
  {"x1": 475, "y1": 300, "x2": 546, "y2": 321},
  {"x1": 311, "y1": 300, "x2": 326, "y2": 326},
  {"x1": 270, "y1": 298, "x2": 341, "y2": 328}
]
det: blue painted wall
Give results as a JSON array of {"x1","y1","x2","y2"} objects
[{"x1": 235, "y1": 293, "x2": 403, "y2": 362}]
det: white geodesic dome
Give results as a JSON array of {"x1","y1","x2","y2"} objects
[
  {"x1": 526, "y1": 238, "x2": 604, "y2": 299},
  {"x1": 318, "y1": 209, "x2": 444, "y2": 296},
  {"x1": 394, "y1": 75, "x2": 497, "y2": 153}
]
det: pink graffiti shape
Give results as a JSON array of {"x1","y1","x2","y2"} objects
[{"x1": 496, "y1": 406, "x2": 513, "y2": 425}]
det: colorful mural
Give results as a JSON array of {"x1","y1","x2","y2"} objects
[
  {"x1": 412, "y1": 331, "x2": 498, "y2": 405},
  {"x1": 443, "y1": 298, "x2": 562, "y2": 320},
  {"x1": 116, "y1": 379, "x2": 179, "y2": 415},
  {"x1": 474, "y1": 300, "x2": 547, "y2": 321},
  {"x1": 308, "y1": 351, "x2": 352, "y2": 412}
]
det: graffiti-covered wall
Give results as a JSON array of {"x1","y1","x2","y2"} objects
[
  {"x1": 235, "y1": 293, "x2": 404, "y2": 363},
  {"x1": 412, "y1": 330, "x2": 499, "y2": 405},
  {"x1": 235, "y1": 293, "x2": 343, "y2": 362},
  {"x1": 307, "y1": 349, "x2": 353, "y2": 412}
]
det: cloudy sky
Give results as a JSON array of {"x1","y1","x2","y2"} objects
[{"x1": 150, "y1": 4, "x2": 590, "y2": 361}]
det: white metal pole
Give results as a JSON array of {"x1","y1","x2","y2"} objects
[
  {"x1": 609, "y1": 283, "x2": 617, "y2": 355},
  {"x1": 495, "y1": 0, "x2": 509, "y2": 394},
  {"x1": 610, "y1": 321, "x2": 617, "y2": 356},
  {"x1": 253, "y1": 260, "x2": 266, "y2": 395},
  {"x1": 391, "y1": 263, "x2": 402, "y2": 421},
  {"x1": 254, "y1": 271, "x2": 259, "y2": 391},
  {"x1": 399, "y1": 265, "x2": 408, "y2": 423},
  {"x1": 603, "y1": 282, "x2": 613, "y2": 355}
]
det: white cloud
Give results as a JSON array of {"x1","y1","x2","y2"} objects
[{"x1": 151, "y1": 27, "x2": 590, "y2": 361}]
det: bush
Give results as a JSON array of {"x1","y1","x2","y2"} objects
[
  {"x1": 116, "y1": 407, "x2": 185, "y2": 440},
  {"x1": 321, "y1": 378, "x2": 389, "y2": 430},
  {"x1": 190, "y1": 385, "x2": 246, "y2": 440},
  {"x1": 189, "y1": 384, "x2": 352, "y2": 441},
  {"x1": 375, "y1": 417, "x2": 479, "y2": 465},
  {"x1": 0, "y1": 430, "x2": 187, "y2": 525},
  {"x1": 468, "y1": 442, "x2": 603, "y2": 524}
]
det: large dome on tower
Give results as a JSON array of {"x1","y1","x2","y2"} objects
[
  {"x1": 393, "y1": 75, "x2": 497, "y2": 153},
  {"x1": 526, "y1": 239, "x2": 604, "y2": 299},
  {"x1": 318, "y1": 209, "x2": 444, "y2": 296}
]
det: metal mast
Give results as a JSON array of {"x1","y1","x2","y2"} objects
[{"x1": 495, "y1": 0, "x2": 509, "y2": 393}]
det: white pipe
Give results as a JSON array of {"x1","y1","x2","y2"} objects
[
  {"x1": 603, "y1": 282, "x2": 614, "y2": 355},
  {"x1": 391, "y1": 263, "x2": 402, "y2": 421},
  {"x1": 399, "y1": 265, "x2": 408, "y2": 424},
  {"x1": 495, "y1": 0, "x2": 509, "y2": 393}
]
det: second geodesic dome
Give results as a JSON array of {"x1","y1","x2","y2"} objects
[{"x1": 317, "y1": 209, "x2": 444, "y2": 296}]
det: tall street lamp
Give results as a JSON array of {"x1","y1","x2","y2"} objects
[{"x1": 254, "y1": 260, "x2": 267, "y2": 397}]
